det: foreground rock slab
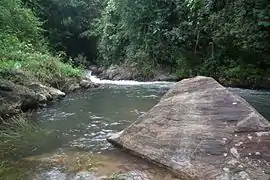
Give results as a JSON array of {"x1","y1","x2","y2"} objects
[{"x1": 108, "y1": 76, "x2": 270, "y2": 180}]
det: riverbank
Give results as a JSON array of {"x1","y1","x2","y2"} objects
[
  {"x1": 89, "y1": 64, "x2": 270, "y2": 90},
  {"x1": 0, "y1": 68, "x2": 98, "y2": 120}
]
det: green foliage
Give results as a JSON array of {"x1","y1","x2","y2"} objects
[
  {"x1": 0, "y1": 0, "x2": 82, "y2": 84},
  {"x1": 0, "y1": 34, "x2": 82, "y2": 84},
  {"x1": 3, "y1": 0, "x2": 269, "y2": 88},
  {"x1": 95, "y1": 0, "x2": 270, "y2": 88},
  {"x1": 0, "y1": 0, "x2": 43, "y2": 47},
  {"x1": 59, "y1": 62, "x2": 83, "y2": 78},
  {"x1": 26, "y1": 0, "x2": 102, "y2": 65}
]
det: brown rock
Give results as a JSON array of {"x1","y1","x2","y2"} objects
[
  {"x1": 79, "y1": 79, "x2": 98, "y2": 89},
  {"x1": 0, "y1": 79, "x2": 66, "y2": 118},
  {"x1": 108, "y1": 76, "x2": 270, "y2": 180}
]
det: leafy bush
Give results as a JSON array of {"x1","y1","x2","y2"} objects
[
  {"x1": 0, "y1": 44, "x2": 82, "y2": 84},
  {"x1": 0, "y1": 0, "x2": 83, "y2": 85},
  {"x1": 95, "y1": 0, "x2": 270, "y2": 87},
  {"x1": 59, "y1": 61, "x2": 83, "y2": 78}
]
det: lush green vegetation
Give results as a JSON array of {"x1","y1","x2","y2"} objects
[
  {"x1": 24, "y1": 0, "x2": 102, "y2": 66},
  {"x1": 0, "y1": 0, "x2": 82, "y2": 85},
  {"x1": 94, "y1": 0, "x2": 270, "y2": 88},
  {"x1": 1, "y1": 0, "x2": 270, "y2": 88}
]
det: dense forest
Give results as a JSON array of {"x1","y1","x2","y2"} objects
[
  {"x1": 1, "y1": 0, "x2": 270, "y2": 88},
  {"x1": 0, "y1": 0, "x2": 270, "y2": 178}
]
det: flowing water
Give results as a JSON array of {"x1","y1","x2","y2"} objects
[{"x1": 2, "y1": 74, "x2": 270, "y2": 180}]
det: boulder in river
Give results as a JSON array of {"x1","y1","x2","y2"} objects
[
  {"x1": 97, "y1": 63, "x2": 178, "y2": 81},
  {"x1": 0, "y1": 79, "x2": 65, "y2": 118},
  {"x1": 99, "y1": 64, "x2": 137, "y2": 80},
  {"x1": 108, "y1": 76, "x2": 270, "y2": 180}
]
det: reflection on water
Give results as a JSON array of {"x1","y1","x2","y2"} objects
[
  {"x1": 32, "y1": 85, "x2": 170, "y2": 154},
  {"x1": 3, "y1": 84, "x2": 270, "y2": 179}
]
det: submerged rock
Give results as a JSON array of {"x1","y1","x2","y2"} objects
[
  {"x1": 111, "y1": 170, "x2": 149, "y2": 180},
  {"x1": 108, "y1": 76, "x2": 270, "y2": 180},
  {"x1": 73, "y1": 171, "x2": 101, "y2": 180},
  {"x1": 34, "y1": 170, "x2": 101, "y2": 180},
  {"x1": 36, "y1": 169, "x2": 67, "y2": 180}
]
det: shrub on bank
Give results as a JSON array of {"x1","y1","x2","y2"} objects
[
  {"x1": 0, "y1": 33, "x2": 82, "y2": 85},
  {"x1": 0, "y1": 115, "x2": 49, "y2": 178}
]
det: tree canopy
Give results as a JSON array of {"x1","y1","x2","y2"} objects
[
  {"x1": 95, "y1": 0, "x2": 270, "y2": 87},
  {"x1": 1, "y1": 0, "x2": 270, "y2": 88}
]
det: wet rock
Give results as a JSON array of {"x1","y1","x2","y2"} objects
[
  {"x1": 35, "y1": 170, "x2": 102, "y2": 180},
  {"x1": 73, "y1": 171, "x2": 101, "y2": 180},
  {"x1": 89, "y1": 65, "x2": 99, "y2": 74},
  {"x1": 80, "y1": 79, "x2": 98, "y2": 89},
  {"x1": 232, "y1": 171, "x2": 250, "y2": 180},
  {"x1": 28, "y1": 83, "x2": 66, "y2": 100},
  {"x1": 152, "y1": 73, "x2": 178, "y2": 82},
  {"x1": 35, "y1": 169, "x2": 67, "y2": 180},
  {"x1": 110, "y1": 171, "x2": 149, "y2": 180},
  {"x1": 88, "y1": 66, "x2": 104, "y2": 76},
  {"x1": 0, "y1": 79, "x2": 38, "y2": 117},
  {"x1": 108, "y1": 76, "x2": 270, "y2": 180},
  {"x1": 0, "y1": 79, "x2": 67, "y2": 118},
  {"x1": 99, "y1": 63, "x2": 178, "y2": 81},
  {"x1": 99, "y1": 64, "x2": 137, "y2": 80},
  {"x1": 67, "y1": 83, "x2": 81, "y2": 92},
  {"x1": 54, "y1": 78, "x2": 98, "y2": 93},
  {"x1": 55, "y1": 78, "x2": 81, "y2": 93}
]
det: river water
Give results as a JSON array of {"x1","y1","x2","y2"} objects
[{"x1": 3, "y1": 75, "x2": 270, "y2": 180}]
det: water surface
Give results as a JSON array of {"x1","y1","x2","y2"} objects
[
  {"x1": 3, "y1": 80, "x2": 270, "y2": 179},
  {"x1": 33, "y1": 85, "x2": 171, "y2": 153}
]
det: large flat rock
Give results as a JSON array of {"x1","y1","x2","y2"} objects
[{"x1": 108, "y1": 76, "x2": 270, "y2": 180}]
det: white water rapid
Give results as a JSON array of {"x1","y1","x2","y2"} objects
[{"x1": 84, "y1": 70, "x2": 175, "y2": 87}]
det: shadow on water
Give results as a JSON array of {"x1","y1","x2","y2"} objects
[{"x1": 1, "y1": 84, "x2": 270, "y2": 179}]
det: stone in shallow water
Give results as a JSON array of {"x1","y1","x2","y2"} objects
[
  {"x1": 35, "y1": 169, "x2": 67, "y2": 180},
  {"x1": 35, "y1": 170, "x2": 101, "y2": 180},
  {"x1": 108, "y1": 76, "x2": 270, "y2": 180},
  {"x1": 111, "y1": 170, "x2": 149, "y2": 180},
  {"x1": 72, "y1": 171, "x2": 101, "y2": 180}
]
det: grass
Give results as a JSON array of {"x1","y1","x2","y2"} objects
[
  {"x1": 0, "y1": 115, "x2": 52, "y2": 179},
  {"x1": 0, "y1": 33, "x2": 83, "y2": 85},
  {"x1": 0, "y1": 116, "x2": 50, "y2": 160}
]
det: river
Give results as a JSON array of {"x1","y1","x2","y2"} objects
[{"x1": 2, "y1": 74, "x2": 270, "y2": 180}]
